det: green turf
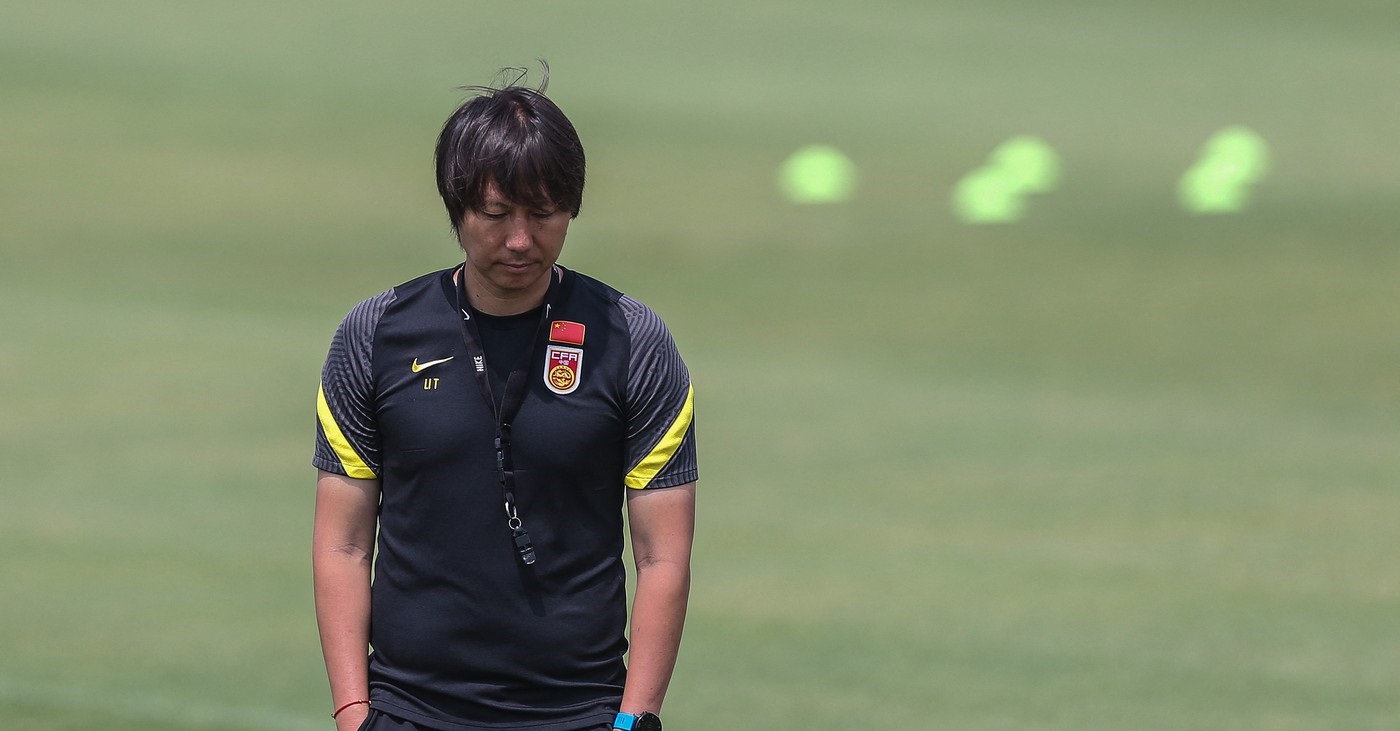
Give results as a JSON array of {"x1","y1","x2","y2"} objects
[{"x1": 3, "y1": 2, "x2": 1398, "y2": 729}]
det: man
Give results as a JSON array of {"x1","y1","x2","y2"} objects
[{"x1": 312, "y1": 76, "x2": 696, "y2": 731}]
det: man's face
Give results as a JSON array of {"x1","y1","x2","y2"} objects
[{"x1": 458, "y1": 182, "x2": 572, "y2": 313}]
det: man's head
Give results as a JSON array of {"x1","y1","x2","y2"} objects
[{"x1": 434, "y1": 80, "x2": 586, "y2": 237}]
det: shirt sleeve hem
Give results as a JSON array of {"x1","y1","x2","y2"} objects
[
  {"x1": 311, "y1": 456, "x2": 378, "y2": 480},
  {"x1": 628, "y1": 469, "x2": 698, "y2": 490}
]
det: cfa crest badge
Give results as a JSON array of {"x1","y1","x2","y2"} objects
[{"x1": 544, "y1": 344, "x2": 583, "y2": 395}]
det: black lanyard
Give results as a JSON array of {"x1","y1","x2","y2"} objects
[{"x1": 454, "y1": 265, "x2": 570, "y2": 566}]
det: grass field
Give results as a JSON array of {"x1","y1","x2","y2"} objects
[{"x1": 3, "y1": 2, "x2": 1399, "y2": 729}]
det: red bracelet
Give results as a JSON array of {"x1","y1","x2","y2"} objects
[{"x1": 332, "y1": 699, "x2": 370, "y2": 719}]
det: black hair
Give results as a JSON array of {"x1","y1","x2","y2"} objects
[{"x1": 434, "y1": 65, "x2": 586, "y2": 235}]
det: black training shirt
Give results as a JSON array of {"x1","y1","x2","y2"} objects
[{"x1": 314, "y1": 266, "x2": 696, "y2": 730}]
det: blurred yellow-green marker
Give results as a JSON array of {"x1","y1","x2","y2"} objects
[
  {"x1": 779, "y1": 145, "x2": 857, "y2": 204},
  {"x1": 952, "y1": 135, "x2": 1061, "y2": 224},
  {"x1": 1179, "y1": 126, "x2": 1270, "y2": 214}
]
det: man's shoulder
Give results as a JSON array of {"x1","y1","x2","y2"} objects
[
  {"x1": 340, "y1": 267, "x2": 449, "y2": 312},
  {"x1": 392, "y1": 267, "x2": 455, "y2": 299},
  {"x1": 332, "y1": 267, "x2": 455, "y2": 341},
  {"x1": 361, "y1": 267, "x2": 456, "y2": 316},
  {"x1": 565, "y1": 267, "x2": 624, "y2": 308},
  {"x1": 564, "y1": 268, "x2": 668, "y2": 325}
]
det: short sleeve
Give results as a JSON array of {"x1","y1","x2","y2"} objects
[
  {"x1": 620, "y1": 296, "x2": 698, "y2": 489},
  {"x1": 313, "y1": 290, "x2": 393, "y2": 479}
]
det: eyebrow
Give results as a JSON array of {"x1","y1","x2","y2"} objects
[{"x1": 478, "y1": 197, "x2": 559, "y2": 212}]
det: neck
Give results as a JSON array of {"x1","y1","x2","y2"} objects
[{"x1": 458, "y1": 265, "x2": 553, "y2": 316}]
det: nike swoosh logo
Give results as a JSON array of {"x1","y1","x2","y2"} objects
[{"x1": 411, "y1": 356, "x2": 454, "y2": 373}]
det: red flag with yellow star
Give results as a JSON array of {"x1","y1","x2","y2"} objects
[{"x1": 550, "y1": 320, "x2": 586, "y2": 346}]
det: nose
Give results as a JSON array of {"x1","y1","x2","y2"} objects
[{"x1": 504, "y1": 215, "x2": 532, "y2": 251}]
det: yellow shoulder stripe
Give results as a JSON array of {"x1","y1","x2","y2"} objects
[
  {"x1": 316, "y1": 384, "x2": 377, "y2": 479},
  {"x1": 625, "y1": 384, "x2": 694, "y2": 489}
]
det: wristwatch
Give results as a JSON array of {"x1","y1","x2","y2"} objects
[{"x1": 612, "y1": 711, "x2": 662, "y2": 731}]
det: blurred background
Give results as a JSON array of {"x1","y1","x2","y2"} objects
[{"x1": 2, "y1": 2, "x2": 1398, "y2": 729}]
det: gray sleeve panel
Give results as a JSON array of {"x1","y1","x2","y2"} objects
[
  {"x1": 313, "y1": 289, "x2": 395, "y2": 477},
  {"x1": 620, "y1": 295, "x2": 698, "y2": 488}
]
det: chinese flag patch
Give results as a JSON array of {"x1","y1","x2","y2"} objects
[{"x1": 550, "y1": 320, "x2": 586, "y2": 346}]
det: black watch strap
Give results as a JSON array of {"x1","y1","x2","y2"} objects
[{"x1": 614, "y1": 711, "x2": 662, "y2": 731}]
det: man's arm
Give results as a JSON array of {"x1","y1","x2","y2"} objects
[
  {"x1": 313, "y1": 470, "x2": 380, "y2": 731},
  {"x1": 619, "y1": 481, "x2": 696, "y2": 722}
]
